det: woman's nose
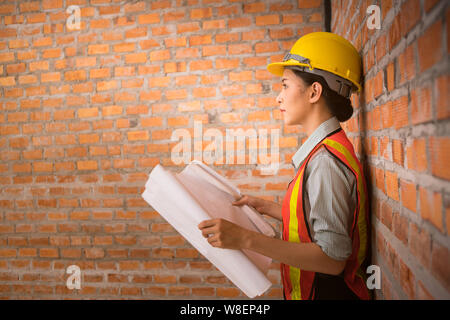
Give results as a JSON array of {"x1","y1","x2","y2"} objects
[{"x1": 276, "y1": 92, "x2": 282, "y2": 104}]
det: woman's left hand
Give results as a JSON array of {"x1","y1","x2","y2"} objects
[{"x1": 198, "y1": 219, "x2": 249, "y2": 250}]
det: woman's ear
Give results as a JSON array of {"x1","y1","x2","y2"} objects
[{"x1": 308, "y1": 82, "x2": 323, "y2": 103}]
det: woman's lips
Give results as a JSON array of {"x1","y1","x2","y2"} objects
[{"x1": 280, "y1": 109, "x2": 285, "y2": 112}]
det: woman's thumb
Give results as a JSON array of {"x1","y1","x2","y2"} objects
[{"x1": 232, "y1": 195, "x2": 247, "y2": 205}]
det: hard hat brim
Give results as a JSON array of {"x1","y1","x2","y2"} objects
[{"x1": 267, "y1": 61, "x2": 310, "y2": 77}]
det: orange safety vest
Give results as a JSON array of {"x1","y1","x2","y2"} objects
[{"x1": 281, "y1": 128, "x2": 370, "y2": 300}]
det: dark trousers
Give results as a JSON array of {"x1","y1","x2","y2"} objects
[{"x1": 312, "y1": 273, "x2": 360, "y2": 300}]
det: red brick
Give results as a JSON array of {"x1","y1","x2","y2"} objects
[
  {"x1": 43, "y1": 0, "x2": 62, "y2": 9},
  {"x1": 229, "y1": 17, "x2": 251, "y2": 28},
  {"x1": 381, "y1": 101, "x2": 393, "y2": 128},
  {"x1": 418, "y1": 20, "x2": 442, "y2": 72},
  {"x1": 98, "y1": 5, "x2": 120, "y2": 15},
  {"x1": 389, "y1": 13, "x2": 402, "y2": 50},
  {"x1": 424, "y1": 0, "x2": 440, "y2": 12},
  {"x1": 298, "y1": 0, "x2": 321, "y2": 8},
  {"x1": 409, "y1": 223, "x2": 431, "y2": 268},
  {"x1": 91, "y1": 19, "x2": 110, "y2": 29},
  {"x1": 398, "y1": 44, "x2": 415, "y2": 85},
  {"x1": 406, "y1": 139, "x2": 427, "y2": 172},
  {"x1": 411, "y1": 86, "x2": 432, "y2": 125},
  {"x1": 385, "y1": 242, "x2": 400, "y2": 281},
  {"x1": 215, "y1": 58, "x2": 239, "y2": 69},
  {"x1": 20, "y1": 1, "x2": 40, "y2": 12},
  {"x1": 385, "y1": 171, "x2": 399, "y2": 201},
  {"x1": 399, "y1": 258, "x2": 415, "y2": 299},
  {"x1": 392, "y1": 139, "x2": 403, "y2": 166},
  {"x1": 147, "y1": 50, "x2": 169, "y2": 62},
  {"x1": 375, "y1": 167, "x2": 385, "y2": 194},
  {"x1": 244, "y1": 2, "x2": 265, "y2": 13},
  {"x1": 400, "y1": 180, "x2": 416, "y2": 212},
  {"x1": 125, "y1": 27, "x2": 147, "y2": 39},
  {"x1": 85, "y1": 248, "x2": 105, "y2": 259},
  {"x1": 7, "y1": 63, "x2": 26, "y2": 74},
  {"x1": 429, "y1": 137, "x2": 450, "y2": 180},
  {"x1": 217, "y1": 287, "x2": 240, "y2": 297},
  {"x1": 28, "y1": 13, "x2": 46, "y2": 24},
  {"x1": 65, "y1": 70, "x2": 86, "y2": 81},
  {"x1": 29, "y1": 61, "x2": 49, "y2": 72},
  {"x1": 376, "y1": 34, "x2": 387, "y2": 62},
  {"x1": 177, "y1": 22, "x2": 200, "y2": 33},
  {"x1": 0, "y1": 249, "x2": 16, "y2": 257},
  {"x1": 124, "y1": 1, "x2": 146, "y2": 13},
  {"x1": 392, "y1": 96, "x2": 409, "y2": 129},
  {"x1": 138, "y1": 13, "x2": 160, "y2": 24},
  {"x1": 39, "y1": 248, "x2": 58, "y2": 258},
  {"x1": 77, "y1": 160, "x2": 98, "y2": 171},
  {"x1": 88, "y1": 44, "x2": 109, "y2": 55},
  {"x1": 190, "y1": 7, "x2": 212, "y2": 19},
  {"x1": 228, "y1": 43, "x2": 252, "y2": 55},
  {"x1": 419, "y1": 187, "x2": 443, "y2": 232},
  {"x1": 431, "y1": 242, "x2": 450, "y2": 292},
  {"x1": 400, "y1": 0, "x2": 421, "y2": 35},
  {"x1": 202, "y1": 45, "x2": 226, "y2": 57},
  {"x1": 436, "y1": 75, "x2": 449, "y2": 120}
]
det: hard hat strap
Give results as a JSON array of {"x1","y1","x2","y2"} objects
[
  {"x1": 286, "y1": 65, "x2": 354, "y2": 99},
  {"x1": 283, "y1": 53, "x2": 313, "y2": 69}
]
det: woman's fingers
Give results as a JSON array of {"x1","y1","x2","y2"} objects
[
  {"x1": 198, "y1": 219, "x2": 219, "y2": 238},
  {"x1": 232, "y1": 195, "x2": 263, "y2": 214},
  {"x1": 198, "y1": 220, "x2": 223, "y2": 247},
  {"x1": 207, "y1": 234, "x2": 222, "y2": 247},
  {"x1": 232, "y1": 195, "x2": 248, "y2": 206},
  {"x1": 200, "y1": 226, "x2": 216, "y2": 238},
  {"x1": 198, "y1": 219, "x2": 218, "y2": 229},
  {"x1": 198, "y1": 218, "x2": 244, "y2": 250}
]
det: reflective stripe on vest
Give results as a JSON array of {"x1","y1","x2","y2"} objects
[
  {"x1": 322, "y1": 139, "x2": 368, "y2": 272},
  {"x1": 281, "y1": 129, "x2": 370, "y2": 300}
]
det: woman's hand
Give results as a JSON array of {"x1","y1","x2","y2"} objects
[
  {"x1": 232, "y1": 194, "x2": 282, "y2": 221},
  {"x1": 198, "y1": 218, "x2": 251, "y2": 250}
]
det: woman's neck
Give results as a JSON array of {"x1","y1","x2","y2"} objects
[{"x1": 303, "y1": 110, "x2": 334, "y2": 137}]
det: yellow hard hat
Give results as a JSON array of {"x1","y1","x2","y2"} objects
[{"x1": 267, "y1": 32, "x2": 362, "y2": 97}]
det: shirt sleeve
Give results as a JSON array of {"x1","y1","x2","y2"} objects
[{"x1": 304, "y1": 149, "x2": 356, "y2": 261}]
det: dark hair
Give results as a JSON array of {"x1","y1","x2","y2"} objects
[{"x1": 289, "y1": 68, "x2": 354, "y2": 122}]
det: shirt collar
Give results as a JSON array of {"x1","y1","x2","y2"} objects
[{"x1": 291, "y1": 116, "x2": 341, "y2": 171}]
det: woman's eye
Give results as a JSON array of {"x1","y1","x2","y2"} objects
[{"x1": 282, "y1": 84, "x2": 287, "y2": 89}]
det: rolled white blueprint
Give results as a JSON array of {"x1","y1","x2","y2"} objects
[
  {"x1": 141, "y1": 163, "x2": 273, "y2": 298},
  {"x1": 182, "y1": 160, "x2": 276, "y2": 238}
]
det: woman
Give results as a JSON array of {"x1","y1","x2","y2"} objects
[{"x1": 198, "y1": 32, "x2": 371, "y2": 300}]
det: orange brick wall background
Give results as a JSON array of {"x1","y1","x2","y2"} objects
[
  {"x1": 332, "y1": 0, "x2": 449, "y2": 299},
  {"x1": 0, "y1": 0, "x2": 448, "y2": 300},
  {"x1": 0, "y1": 0, "x2": 324, "y2": 299}
]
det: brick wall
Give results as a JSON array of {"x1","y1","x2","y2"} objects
[
  {"x1": 0, "y1": 0, "x2": 325, "y2": 299},
  {"x1": 332, "y1": 0, "x2": 449, "y2": 299}
]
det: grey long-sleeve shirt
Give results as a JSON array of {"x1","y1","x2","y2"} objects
[{"x1": 291, "y1": 117, "x2": 356, "y2": 261}]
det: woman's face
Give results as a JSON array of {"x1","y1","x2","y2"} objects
[{"x1": 276, "y1": 69, "x2": 312, "y2": 126}]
